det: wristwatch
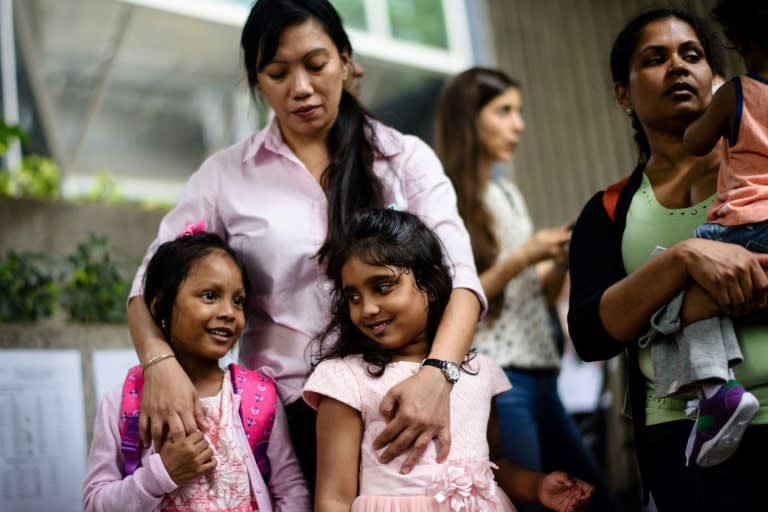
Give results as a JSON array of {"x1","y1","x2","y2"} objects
[{"x1": 420, "y1": 358, "x2": 460, "y2": 384}]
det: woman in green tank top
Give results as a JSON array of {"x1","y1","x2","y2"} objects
[{"x1": 568, "y1": 7, "x2": 768, "y2": 512}]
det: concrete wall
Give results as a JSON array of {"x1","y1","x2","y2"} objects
[{"x1": 0, "y1": 196, "x2": 166, "y2": 263}]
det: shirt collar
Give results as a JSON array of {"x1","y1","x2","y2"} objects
[{"x1": 241, "y1": 112, "x2": 405, "y2": 164}]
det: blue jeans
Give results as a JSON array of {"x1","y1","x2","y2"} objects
[
  {"x1": 694, "y1": 220, "x2": 768, "y2": 253},
  {"x1": 496, "y1": 368, "x2": 618, "y2": 512}
]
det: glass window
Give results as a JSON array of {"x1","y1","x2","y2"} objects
[
  {"x1": 332, "y1": 0, "x2": 367, "y2": 30},
  {"x1": 387, "y1": 0, "x2": 447, "y2": 48}
]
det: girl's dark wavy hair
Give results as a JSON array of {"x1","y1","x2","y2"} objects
[
  {"x1": 610, "y1": 7, "x2": 721, "y2": 166},
  {"x1": 312, "y1": 208, "x2": 461, "y2": 377},
  {"x1": 143, "y1": 233, "x2": 250, "y2": 341},
  {"x1": 241, "y1": 0, "x2": 387, "y2": 264}
]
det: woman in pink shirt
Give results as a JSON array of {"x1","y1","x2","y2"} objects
[{"x1": 126, "y1": 0, "x2": 486, "y2": 495}]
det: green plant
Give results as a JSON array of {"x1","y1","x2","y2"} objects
[
  {"x1": 80, "y1": 170, "x2": 125, "y2": 203},
  {"x1": 8, "y1": 155, "x2": 61, "y2": 199},
  {"x1": 59, "y1": 234, "x2": 130, "y2": 323},
  {"x1": 0, "y1": 121, "x2": 27, "y2": 156},
  {"x1": 0, "y1": 250, "x2": 57, "y2": 322}
]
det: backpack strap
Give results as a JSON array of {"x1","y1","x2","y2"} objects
[
  {"x1": 120, "y1": 365, "x2": 144, "y2": 476},
  {"x1": 230, "y1": 363, "x2": 278, "y2": 482},
  {"x1": 602, "y1": 176, "x2": 631, "y2": 222},
  {"x1": 118, "y1": 363, "x2": 278, "y2": 480}
]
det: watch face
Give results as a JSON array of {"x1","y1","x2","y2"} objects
[{"x1": 445, "y1": 363, "x2": 460, "y2": 382}]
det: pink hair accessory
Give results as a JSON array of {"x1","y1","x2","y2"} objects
[{"x1": 176, "y1": 219, "x2": 207, "y2": 239}]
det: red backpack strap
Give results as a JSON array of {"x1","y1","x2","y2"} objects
[
  {"x1": 119, "y1": 365, "x2": 144, "y2": 475},
  {"x1": 230, "y1": 363, "x2": 278, "y2": 482},
  {"x1": 602, "y1": 176, "x2": 630, "y2": 222}
]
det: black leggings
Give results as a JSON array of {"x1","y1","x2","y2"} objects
[
  {"x1": 644, "y1": 420, "x2": 768, "y2": 511},
  {"x1": 285, "y1": 398, "x2": 318, "y2": 495}
]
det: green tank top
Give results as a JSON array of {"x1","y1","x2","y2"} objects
[{"x1": 622, "y1": 173, "x2": 768, "y2": 425}]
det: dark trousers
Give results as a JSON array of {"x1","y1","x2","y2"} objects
[
  {"x1": 645, "y1": 420, "x2": 768, "y2": 511},
  {"x1": 285, "y1": 398, "x2": 317, "y2": 496}
]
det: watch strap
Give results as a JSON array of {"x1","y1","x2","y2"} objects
[{"x1": 420, "y1": 358, "x2": 459, "y2": 383}]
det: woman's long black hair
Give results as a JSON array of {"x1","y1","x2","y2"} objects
[
  {"x1": 434, "y1": 67, "x2": 519, "y2": 321},
  {"x1": 241, "y1": 0, "x2": 387, "y2": 263}
]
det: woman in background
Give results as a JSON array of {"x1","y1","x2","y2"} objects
[{"x1": 435, "y1": 67, "x2": 617, "y2": 512}]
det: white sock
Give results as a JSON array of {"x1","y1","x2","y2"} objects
[{"x1": 701, "y1": 383, "x2": 722, "y2": 400}]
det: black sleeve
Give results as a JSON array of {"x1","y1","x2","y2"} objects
[{"x1": 567, "y1": 191, "x2": 630, "y2": 361}]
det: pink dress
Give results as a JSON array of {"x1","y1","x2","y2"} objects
[{"x1": 303, "y1": 353, "x2": 517, "y2": 512}]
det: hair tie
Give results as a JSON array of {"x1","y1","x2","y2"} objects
[{"x1": 176, "y1": 219, "x2": 206, "y2": 239}]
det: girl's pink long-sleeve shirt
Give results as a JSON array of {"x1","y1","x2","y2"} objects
[{"x1": 82, "y1": 383, "x2": 310, "y2": 512}]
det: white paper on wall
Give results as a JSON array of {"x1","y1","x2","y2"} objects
[
  {"x1": 92, "y1": 349, "x2": 138, "y2": 402},
  {"x1": 0, "y1": 349, "x2": 87, "y2": 512}
]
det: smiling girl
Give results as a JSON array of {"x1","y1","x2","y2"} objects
[
  {"x1": 303, "y1": 208, "x2": 594, "y2": 512},
  {"x1": 83, "y1": 230, "x2": 309, "y2": 511}
]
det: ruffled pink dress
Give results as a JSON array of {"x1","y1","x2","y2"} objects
[{"x1": 303, "y1": 353, "x2": 517, "y2": 512}]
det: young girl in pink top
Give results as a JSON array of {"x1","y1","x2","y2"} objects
[
  {"x1": 303, "y1": 208, "x2": 593, "y2": 512},
  {"x1": 83, "y1": 228, "x2": 309, "y2": 511}
]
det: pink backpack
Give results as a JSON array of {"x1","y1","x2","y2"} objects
[{"x1": 119, "y1": 363, "x2": 277, "y2": 480}]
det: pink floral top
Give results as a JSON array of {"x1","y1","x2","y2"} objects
[{"x1": 162, "y1": 376, "x2": 255, "y2": 511}]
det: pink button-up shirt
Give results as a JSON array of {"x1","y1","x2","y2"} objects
[{"x1": 130, "y1": 116, "x2": 485, "y2": 404}]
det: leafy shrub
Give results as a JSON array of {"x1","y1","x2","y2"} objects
[
  {"x1": 0, "y1": 251, "x2": 57, "y2": 322},
  {"x1": 0, "y1": 121, "x2": 27, "y2": 155},
  {"x1": 79, "y1": 170, "x2": 125, "y2": 203},
  {"x1": 9, "y1": 156, "x2": 61, "y2": 199},
  {"x1": 59, "y1": 234, "x2": 130, "y2": 323}
]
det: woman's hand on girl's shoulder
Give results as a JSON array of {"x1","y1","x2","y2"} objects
[
  {"x1": 373, "y1": 366, "x2": 451, "y2": 473},
  {"x1": 676, "y1": 238, "x2": 768, "y2": 317},
  {"x1": 140, "y1": 356, "x2": 208, "y2": 449}
]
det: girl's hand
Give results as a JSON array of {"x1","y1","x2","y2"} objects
[
  {"x1": 374, "y1": 366, "x2": 451, "y2": 473},
  {"x1": 140, "y1": 354, "x2": 209, "y2": 448},
  {"x1": 679, "y1": 239, "x2": 768, "y2": 317},
  {"x1": 538, "y1": 471, "x2": 595, "y2": 512},
  {"x1": 159, "y1": 430, "x2": 217, "y2": 484}
]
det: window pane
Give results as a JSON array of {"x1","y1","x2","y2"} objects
[
  {"x1": 387, "y1": 0, "x2": 447, "y2": 48},
  {"x1": 332, "y1": 0, "x2": 367, "y2": 30}
]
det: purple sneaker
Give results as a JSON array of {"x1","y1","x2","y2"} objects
[{"x1": 685, "y1": 380, "x2": 758, "y2": 468}]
